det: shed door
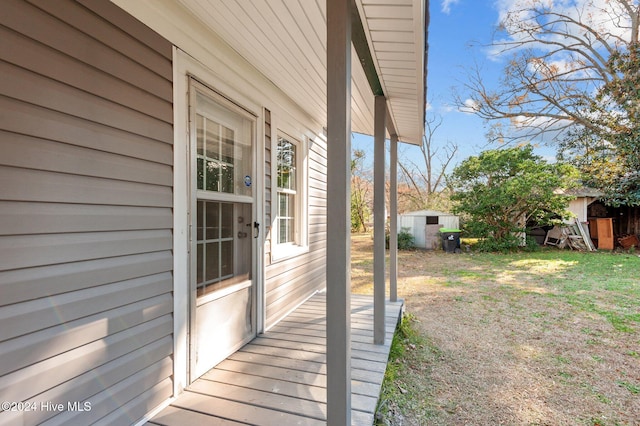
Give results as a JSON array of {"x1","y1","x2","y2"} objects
[
  {"x1": 596, "y1": 218, "x2": 614, "y2": 250},
  {"x1": 189, "y1": 80, "x2": 256, "y2": 380}
]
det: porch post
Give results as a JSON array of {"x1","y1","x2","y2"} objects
[
  {"x1": 389, "y1": 133, "x2": 398, "y2": 302},
  {"x1": 326, "y1": 0, "x2": 351, "y2": 424},
  {"x1": 373, "y1": 95, "x2": 386, "y2": 345}
]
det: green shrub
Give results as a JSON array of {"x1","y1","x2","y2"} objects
[
  {"x1": 398, "y1": 229, "x2": 415, "y2": 250},
  {"x1": 473, "y1": 234, "x2": 540, "y2": 253},
  {"x1": 385, "y1": 227, "x2": 415, "y2": 250}
]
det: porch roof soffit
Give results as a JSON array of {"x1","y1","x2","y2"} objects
[{"x1": 118, "y1": 0, "x2": 427, "y2": 146}]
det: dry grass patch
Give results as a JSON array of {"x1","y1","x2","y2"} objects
[{"x1": 349, "y1": 233, "x2": 640, "y2": 426}]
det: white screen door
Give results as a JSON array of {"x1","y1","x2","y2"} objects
[{"x1": 189, "y1": 79, "x2": 256, "y2": 380}]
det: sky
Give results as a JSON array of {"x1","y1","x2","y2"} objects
[
  {"x1": 353, "y1": 0, "x2": 554, "y2": 172},
  {"x1": 417, "y1": 0, "x2": 501, "y2": 160}
]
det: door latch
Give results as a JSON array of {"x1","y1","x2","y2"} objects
[{"x1": 253, "y1": 222, "x2": 260, "y2": 239}]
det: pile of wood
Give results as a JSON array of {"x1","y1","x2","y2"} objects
[{"x1": 544, "y1": 219, "x2": 596, "y2": 251}]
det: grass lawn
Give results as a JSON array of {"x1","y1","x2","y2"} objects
[{"x1": 350, "y1": 233, "x2": 640, "y2": 426}]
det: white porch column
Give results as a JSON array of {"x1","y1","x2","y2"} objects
[
  {"x1": 373, "y1": 95, "x2": 386, "y2": 345},
  {"x1": 326, "y1": 0, "x2": 351, "y2": 424},
  {"x1": 390, "y1": 133, "x2": 398, "y2": 302}
]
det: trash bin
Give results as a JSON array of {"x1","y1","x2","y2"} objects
[{"x1": 439, "y1": 228, "x2": 461, "y2": 253}]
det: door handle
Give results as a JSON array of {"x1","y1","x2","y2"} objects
[{"x1": 253, "y1": 222, "x2": 260, "y2": 239}]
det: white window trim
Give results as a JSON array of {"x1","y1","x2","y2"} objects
[{"x1": 271, "y1": 125, "x2": 309, "y2": 262}]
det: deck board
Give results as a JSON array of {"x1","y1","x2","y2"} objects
[{"x1": 148, "y1": 293, "x2": 403, "y2": 425}]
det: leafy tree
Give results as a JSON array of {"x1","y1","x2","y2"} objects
[
  {"x1": 558, "y1": 128, "x2": 640, "y2": 207},
  {"x1": 351, "y1": 149, "x2": 372, "y2": 232},
  {"x1": 558, "y1": 42, "x2": 640, "y2": 206},
  {"x1": 593, "y1": 42, "x2": 640, "y2": 205},
  {"x1": 450, "y1": 146, "x2": 579, "y2": 250}
]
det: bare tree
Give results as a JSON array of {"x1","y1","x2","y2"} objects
[
  {"x1": 398, "y1": 114, "x2": 458, "y2": 211},
  {"x1": 351, "y1": 149, "x2": 372, "y2": 232},
  {"x1": 455, "y1": 0, "x2": 640, "y2": 144}
]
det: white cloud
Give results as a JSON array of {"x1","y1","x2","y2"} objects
[
  {"x1": 459, "y1": 98, "x2": 480, "y2": 113},
  {"x1": 440, "y1": 104, "x2": 457, "y2": 113},
  {"x1": 493, "y1": 0, "x2": 635, "y2": 52},
  {"x1": 485, "y1": 0, "x2": 637, "y2": 72},
  {"x1": 507, "y1": 114, "x2": 575, "y2": 144},
  {"x1": 441, "y1": 0, "x2": 461, "y2": 14}
]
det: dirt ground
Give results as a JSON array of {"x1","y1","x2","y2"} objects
[{"x1": 350, "y1": 233, "x2": 640, "y2": 426}]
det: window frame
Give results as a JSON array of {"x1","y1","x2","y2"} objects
[{"x1": 271, "y1": 128, "x2": 309, "y2": 261}]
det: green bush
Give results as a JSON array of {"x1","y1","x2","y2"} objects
[
  {"x1": 398, "y1": 229, "x2": 415, "y2": 250},
  {"x1": 473, "y1": 234, "x2": 540, "y2": 253},
  {"x1": 386, "y1": 227, "x2": 415, "y2": 250}
]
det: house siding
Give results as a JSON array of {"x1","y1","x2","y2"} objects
[
  {"x1": 0, "y1": 1, "x2": 173, "y2": 425},
  {"x1": 264, "y1": 135, "x2": 328, "y2": 327}
]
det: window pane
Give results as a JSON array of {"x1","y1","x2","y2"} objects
[
  {"x1": 221, "y1": 203, "x2": 234, "y2": 239},
  {"x1": 277, "y1": 193, "x2": 295, "y2": 244},
  {"x1": 196, "y1": 243, "x2": 203, "y2": 284},
  {"x1": 205, "y1": 159, "x2": 219, "y2": 191},
  {"x1": 277, "y1": 137, "x2": 296, "y2": 191},
  {"x1": 277, "y1": 171, "x2": 285, "y2": 189},
  {"x1": 222, "y1": 127, "x2": 234, "y2": 163},
  {"x1": 205, "y1": 201, "x2": 220, "y2": 240},
  {"x1": 288, "y1": 167, "x2": 296, "y2": 191},
  {"x1": 278, "y1": 193, "x2": 287, "y2": 217},
  {"x1": 221, "y1": 240, "x2": 233, "y2": 277},
  {"x1": 205, "y1": 121, "x2": 220, "y2": 160},
  {"x1": 279, "y1": 193, "x2": 295, "y2": 217},
  {"x1": 197, "y1": 157, "x2": 204, "y2": 190},
  {"x1": 288, "y1": 219, "x2": 294, "y2": 242},
  {"x1": 221, "y1": 164, "x2": 234, "y2": 193},
  {"x1": 197, "y1": 201, "x2": 204, "y2": 240},
  {"x1": 278, "y1": 218, "x2": 294, "y2": 244},
  {"x1": 194, "y1": 91, "x2": 253, "y2": 197},
  {"x1": 279, "y1": 218, "x2": 287, "y2": 243},
  {"x1": 205, "y1": 242, "x2": 219, "y2": 282},
  {"x1": 196, "y1": 115, "x2": 204, "y2": 156}
]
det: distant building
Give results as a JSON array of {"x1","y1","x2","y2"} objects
[{"x1": 399, "y1": 210, "x2": 460, "y2": 249}]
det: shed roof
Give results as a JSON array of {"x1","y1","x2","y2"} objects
[
  {"x1": 401, "y1": 209, "x2": 457, "y2": 217},
  {"x1": 557, "y1": 186, "x2": 604, "y2": 198},
  {"x1": 173, "y1": 0, "x2": 427, "y2": 145}
]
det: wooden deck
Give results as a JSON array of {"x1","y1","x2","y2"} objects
[{"x1": 148, "y1": 293, "x2": 403, "y2": 425}]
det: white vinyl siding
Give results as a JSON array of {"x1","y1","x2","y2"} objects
[{"x1": 0, "y1": 1, "x2": 173, "y2": 425}]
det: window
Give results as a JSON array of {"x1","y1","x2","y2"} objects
[
  {"x1": 191, "y1": 83, "x2": 254, "y2": 298},
  {"x1": 272, "y1": 131, "x2": 307, "y2": 259},
  {"x1": 196, "y1": 200, "x2": 235, "y2": 296},
  {"x1": 277, "y1": 136, "x2": 297, "y2": 244},
  {"x1": 194, "y1": 90, "x2": 252, "y2": 198}
]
